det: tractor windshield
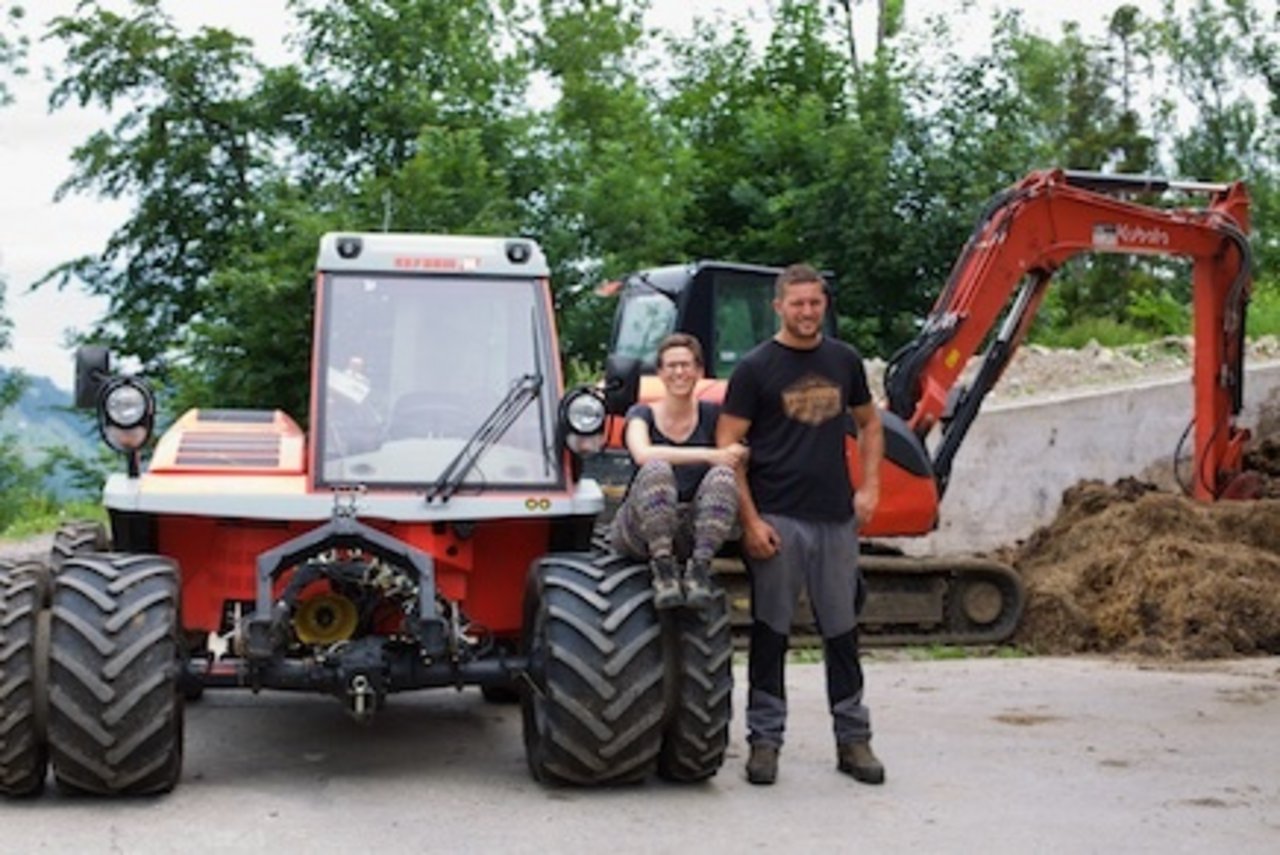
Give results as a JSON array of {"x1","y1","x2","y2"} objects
[{"x1": 317, "y1": 274, "x2": 558, "y2": 490}]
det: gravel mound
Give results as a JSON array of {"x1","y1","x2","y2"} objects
[{"x1": 866, "y1": 334, "x2": 1280, "y2": 404}]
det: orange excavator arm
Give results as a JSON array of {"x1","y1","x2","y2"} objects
[{"x1": 881, "y1": 168, "x2": 1252, "y2": 505}]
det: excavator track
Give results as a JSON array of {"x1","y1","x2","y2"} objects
[
  {"x1": 591, "y1": 509, "x2": 1025, "y2": 647},
  {"x1": 712, "y1": 552, "x2": 1025, "y2": 647}
]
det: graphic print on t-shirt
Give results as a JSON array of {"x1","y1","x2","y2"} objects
[{"x1": 781, "y1": 373, "x2": 842, "y2": 426}]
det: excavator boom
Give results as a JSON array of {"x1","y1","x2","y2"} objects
[{"x1": 883, "y1": 168, "x2": 1252, "y2": 503}]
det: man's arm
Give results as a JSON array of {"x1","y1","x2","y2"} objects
[
  {"x1": 850, "y1": 401, "x2": 883, "y2": 525},
  {"x1": 717, "y1": 412, "x2": 779, "y2": 559}
]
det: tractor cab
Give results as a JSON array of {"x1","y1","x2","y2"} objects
[{"x1": 312, "y1": 234, "x2": 567, "y2": 496}]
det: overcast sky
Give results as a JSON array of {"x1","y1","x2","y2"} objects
[{"x1": 0, "y1": 0, "x2": 1164, "y2": 391}]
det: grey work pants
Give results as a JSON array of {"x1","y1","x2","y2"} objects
[{"x1": 746, "y1": 513, "x2": 871, "y2": 747}]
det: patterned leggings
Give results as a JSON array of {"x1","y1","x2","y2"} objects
[{"x1": 610, "y1": 460, "x2": 739, "y2": 562}]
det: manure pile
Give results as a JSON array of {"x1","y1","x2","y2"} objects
[{"x1": 1009, "y1": 470, "x2": 1280, "y2": 659}]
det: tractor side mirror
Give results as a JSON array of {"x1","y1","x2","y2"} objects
[
  {"x1": 603, "y1": 354, "x2": 641, "y2": 415},
  {"x1": 74, "y1": 345, "x2": 111, "y2": 409}
]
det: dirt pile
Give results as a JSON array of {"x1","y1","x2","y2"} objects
[
  {"x1": 914, "y1": 335, "x2": 1280, "y2": 659},
  {"x1": 1242, "y1": 436, "x2": 1280, "y2": 498},
  {"x1": 1008, "y1": 477, "x2": 1280, "y2": 659}
]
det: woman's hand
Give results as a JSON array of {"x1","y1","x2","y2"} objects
[{"x1": 711, "y1": 442, "x2": 749, "y2": 469}]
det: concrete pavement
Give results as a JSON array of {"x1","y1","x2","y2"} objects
[{"x1": 0, "y1": 656, "x2": 1276, "y2": 854}]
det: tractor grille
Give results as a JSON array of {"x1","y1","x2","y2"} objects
[
  {"x1": 174, "y1": 432, "x2": 282, "y2": 468},
  {"x1": 196, "y1": 409, "x2": 276, "y2": 424}
]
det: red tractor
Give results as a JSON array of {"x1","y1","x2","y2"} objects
[{"x1": 0, "y1": 233, "x2": 732, "y2": 797}]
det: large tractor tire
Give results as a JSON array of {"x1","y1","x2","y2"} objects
[
  {"x1": 480, "y1": 684, "x2": 522, "y2": 704},
  {"x1": 41, "y1": 520, "x2": 111, "y2": 608},
  {"x1": 657, "y1": 590, "x2": 733, "y2": 782},
  {"x1": 49, "y1": 521, "x2": 111, "y2": 572},
  {"x1": 47, "y1": 553, "x2": 184, "y2": 795},
  {"x1": 0, "y1": 561, "x2": 49, "y2": 798},
  {"x1": 522, "y1": 552, "x2": 665, "y2": 785}
]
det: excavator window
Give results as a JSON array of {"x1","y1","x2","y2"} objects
[
  {"x1": 711, "y1": 270, "x2": 777, "y2": 376},
  {"x1": 612, "y1": 291, "x2": 677, "y2": 366}
]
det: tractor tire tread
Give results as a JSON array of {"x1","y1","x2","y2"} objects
[
  {"x1": 0, "y1": 560, "x2": 49, "y2": 798},
  {"x1": 523, "y1": 552, "x2": 665, "y2": 786},
  {"x1": 657, "y1": 591, "x2": 733, "y2": 783},
  {"x1": 47, "y1": 553, "x2": 183, "y2": 796}
]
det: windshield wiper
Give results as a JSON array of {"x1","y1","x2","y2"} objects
[
  {"x1": 530, "y1": 307, "x2": 555, "y2": 477},
  {"x1": 425, "y1": 373, "x2": 542, "y2": 504}
]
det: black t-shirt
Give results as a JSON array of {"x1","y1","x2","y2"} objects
[
  {"x1": 721, "y1": 338, "x2": 871, "y2": 521},
  {"x1": 625, "y1": 400, "x2": 719, "y2": 502}
]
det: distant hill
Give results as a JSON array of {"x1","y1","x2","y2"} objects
[{"x1": 0, "y1": 371, "x2": 98, "y2": 490}]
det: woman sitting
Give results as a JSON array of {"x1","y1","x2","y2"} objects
[{"x1": 610, "y1": 333, "x2": 745, "y2": 609}]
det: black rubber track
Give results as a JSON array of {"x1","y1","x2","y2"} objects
[
  {"x1": 48, "y1": 553, "x2": 184, "y2": 795},
  {"x1": 657, "y1": 590, "x2": 733, "y2": 782},
  {"x1": 522, "y1": 552, "x2": 665, "y2": 785},
  {"x1": 0, "y1": 561, "x2": 49, "y2": 798}
]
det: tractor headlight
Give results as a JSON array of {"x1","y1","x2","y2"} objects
[
  {"x1": 99, "y1": 377, "x2": 155, "y2": 453},
  {"x1": 560, "y1": 388, "x2": 606, "y2": 455},
  {"x1": 104, "y1": 382, "x2": 150, "y2": 428}
]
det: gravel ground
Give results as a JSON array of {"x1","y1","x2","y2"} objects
[
  {"x1": 0, "y1": 531, "x2": 52, "y2": 562},
  {"x1": 2, "y1": 658, "x2": 1277, "y2": 854},
  {"x1": 866, "y1": 334, "x2": 1280, "y2": 404}
]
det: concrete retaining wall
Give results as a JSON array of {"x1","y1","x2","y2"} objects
[{"x1": 897, "y1": 360, "x2": 1280, "y2": 556}]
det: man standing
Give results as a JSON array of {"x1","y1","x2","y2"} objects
[{"x1": 717, "y1": 263, "x2": 885, "y2": 786}]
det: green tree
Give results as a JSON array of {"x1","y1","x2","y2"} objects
[
  {"x1": 666, "y1": 1, "x2": 850, "y2": 266},
  {"x1": 42, "y1": 0, "x2": 546, "y2": 418},
  {"x1": 0, "y1": 2, "x2": 25, "y2": 105},
  {"x1": 1158, "y1": 0, "x2": 1278, "y2": 287},
  {"x1": 168, "y1": 0, "x2": 533, "y2": 418},
  {"x1": 283, "y1": 0, "x2": 525, "y2": 185},
  {"x1": 528, "y1": 0, "x2": 694, "y2": 362},
  {"x1": 45, "y1": 0, "x2": 273, "y2": 376},
  {"x1": 38, "y1": 0, "x2": 1280, "y2": 415},
  {"x1": 1107, "y1": 4, "x2": 1159, "y2": 173}
]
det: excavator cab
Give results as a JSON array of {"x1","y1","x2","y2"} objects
[
  {"x1": 594, "y1": 261, "x2": 838, "y2": 503},
  {"x1": 602, "y1": 262, "x2": 837, "y2": 404}
]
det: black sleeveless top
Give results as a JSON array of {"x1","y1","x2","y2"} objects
[{"x1": 624, "y1": 400, "x2": 719, "y2": 502}]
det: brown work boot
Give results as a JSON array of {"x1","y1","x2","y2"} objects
[
  {"x1": 650, "y1": 556, "x2": 683, "y2": 610},
  {"x1": 682, "y1": 558, "x2": 715, "y2": 610},
  {"x1": 837, "y1": 740, "x2": 885, "y2": 785},
  {"x1": 745, "y1": 743, "x2": 779, "y2": 785}
]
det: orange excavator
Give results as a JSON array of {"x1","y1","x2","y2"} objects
[{"x1": 596, "y1": 169, "x2": 1253, "y2": 644}]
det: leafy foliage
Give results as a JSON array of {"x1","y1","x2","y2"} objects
[
  {"x1": 29, "y1": 0, "x2": 1280, "y2": 423},
  {"x1": 0, "y1": 1, "x2": 26, "y2": 106},
  {"x1": 45, "y1": 0, "x2": 271, "y2": 376}
]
